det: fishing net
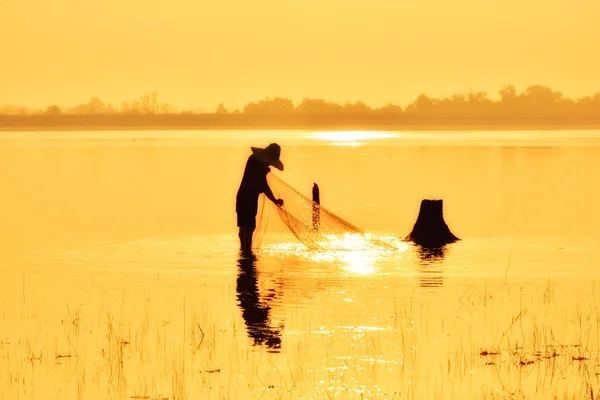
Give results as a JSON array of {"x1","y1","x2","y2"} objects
[{"x1": 253, "y1": 173, "x2": 397, "y2": 252}]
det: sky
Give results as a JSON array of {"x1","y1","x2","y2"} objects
[{"x1": 1, "y1": 0, "x2": 599, "y2": 111}]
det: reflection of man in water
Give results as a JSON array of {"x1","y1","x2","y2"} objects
[{"x1": 236, "y1": 258, "x2": 282, "y2": 350}]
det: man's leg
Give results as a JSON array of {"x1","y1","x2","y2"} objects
[
  {"x1": 237, "y1": 210, "x2": 257, "y2": 257},
  {"x1": 238, "y1": 227, "x2": 246, "y2": 255},
  {"x1": 238, "y1": 227, "x2": 254, "y2": 257},
  {"x1": 242, "y1": 227, "x2": 255, "y2": 257},
  {"x1": 237, "y1": 210, "x2": 249, "y2": 256}
]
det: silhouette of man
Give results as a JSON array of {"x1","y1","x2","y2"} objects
[
  {"x1": 236, "y1": 143, "x2": 284, "y2": 258},
  {"x1": 236, "y1": 258, "x2": 282, "y2": 350}
]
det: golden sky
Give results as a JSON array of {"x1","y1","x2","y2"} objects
[{"x1": 1, "y1": 0, "x2": 599, "y2": 111}]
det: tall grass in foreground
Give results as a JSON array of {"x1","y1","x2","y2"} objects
[{"x1": 1, "y1": 279, "x2": 599, "y2": 399}]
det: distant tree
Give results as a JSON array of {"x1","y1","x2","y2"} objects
[
  {"x1": 467, "y1": 91, "x2": 493, "y2": 114},
  {"x1": 139, "y1": 91, "x2": 159, "y2": 114},
  {"x1": 67, "y1": 96, "x2": 112, "y2": 115},
  {"x1": 0, "y1": 105, "x2": 31, "y2": 115},
  {"x1": 497, "y1": 85, "x2": 519, "y2": 116},
  {"x1": 116, "y1": 92, "x2": 173, "y2": 114},
  {"x1": 374, "y1": 103, "x2": 403, "y2": 115},
  {"x1": 438, "y1": 94, "x2": 467, "y2": 114},
  {"x1": 45, "y1": 105, "x2": 62, "y2": 115},
  {"x1": 499, "y1": 85, "x2": 518, "y2": 103},
  {"x1": 159, "y1": 103, "x2": 177, "y2": 114},
  {"x1": 295, "y1": 98, "x2": 344, "y2": 114},
  {"x1": 87, "y1": 97, "x2": 106, "y2": 114},
  {"x1": 215, "y1": 103, "x2": 228, "y2": 115},
  {"x1": 468, "y1": 91, "x2": 491, "y2": 104},
  {"x1": 342, "y1": 101, "x2": 372, "y2": 114},
  {"x1": 521, "y1": 85, "x2": 562, "y2": 102},
  {"x1": 575, "y1": 93, "x2": 600, "y2": 114},
  {"x1": 120, "y1": 101, "x2": 141, "y2": 115},
  {"x1": 519, "y1": 85, "x2": 562, "y2": 114},
  {"x1": 405, "y1": 94, "x2": 437, "y2": 114},
  {"x1": 243, "y1": 97, "x2": 294, "y2": 114}
]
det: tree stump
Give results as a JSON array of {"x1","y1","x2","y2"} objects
[{"x1": 406, "y1": 199, "x2": 459, "y2": 248}]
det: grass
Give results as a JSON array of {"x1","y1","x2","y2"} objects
[{"x1": 1, "y1": 270, "x2": 600, "y2": 399}]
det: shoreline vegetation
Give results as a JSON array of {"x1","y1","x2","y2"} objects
[
  {"x1": 2, "y1": 85, "x2": 600, "y2": 131},
  {"x1": 3, "y1": 114, "x2": 600, "y2": 132}
]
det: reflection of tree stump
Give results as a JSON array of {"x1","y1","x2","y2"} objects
[
  {"x1": 312, "y1": 183, "x2": 320, "y2": 232},
  {"x1": 418, "y1": 246, "x2": 446, "y2": 261},
  {"x1": 406, "y1": 199, "x2": 459, "y2": 247},
  {"x1": 419, "y1": 266, "x2": 444, "y2": 288}
]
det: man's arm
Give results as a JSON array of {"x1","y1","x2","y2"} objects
[
  {"x1": 263, "y1": 181, "x2": 284, "y2": 207},
  {"x1": 264, "y1": 184, "x2": 277, "y2": 203}
]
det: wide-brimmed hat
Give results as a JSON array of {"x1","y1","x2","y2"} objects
[{"x1": 251, "y1": 143, "x2": 284, "y2": 171}]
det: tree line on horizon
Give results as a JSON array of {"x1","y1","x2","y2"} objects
[{"x1": 1, "y1": 85, "x2": 600, "y2": 117}]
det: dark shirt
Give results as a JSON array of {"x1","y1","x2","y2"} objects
[{"x1": 236, "y1": 155, "x2": 270, "y2": 215}]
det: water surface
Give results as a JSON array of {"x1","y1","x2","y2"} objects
[{"x1": 1, "y1": 130, "x2": 600, "y2": 399}]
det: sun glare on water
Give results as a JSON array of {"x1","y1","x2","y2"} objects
[
  {"x1": 263, "y1": 233, "x2": 407, "y2": 276},
  {"x1": 311, "y1": 131, "x2": 397, "y2": 146}
]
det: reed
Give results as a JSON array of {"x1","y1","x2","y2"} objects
[{"x1": 1, "y1": 271, "x2": 599, "y2": 399}]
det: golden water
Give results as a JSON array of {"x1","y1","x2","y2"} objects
[{"x1": 1, "y1": 130, "x2": 600, "y2": 399}]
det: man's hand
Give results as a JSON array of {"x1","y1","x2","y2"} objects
[{"x1": 275, "y1": 198, "x2": 284, "y2": 207}]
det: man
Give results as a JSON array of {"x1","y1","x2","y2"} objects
[{"x1": 236, "y1": 143, "x2": 284, "y2": 257}]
